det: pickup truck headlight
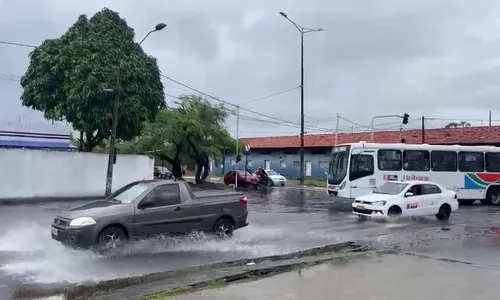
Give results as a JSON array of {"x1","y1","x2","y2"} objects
[
  {"x1": 372, "y1": 201, "x2": 386, "y2": 206},
  {"x1": 69, "y1": 217, "x2": 97, "y2": 227}
]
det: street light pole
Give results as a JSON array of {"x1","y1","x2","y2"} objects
[
  {"x1": 279, "y1": 12, "x2": 323, "y2": 184},
  {"x1": 234, "y1": 105, "x2": 240, "y2": 189},
  {"x1": 105, "y1": 23, "x2": 167, "y2": 197}
]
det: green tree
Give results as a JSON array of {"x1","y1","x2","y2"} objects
[
  {"x1": 178, "y1": 95, "x2": 234, "y2": 184},
  {"x1": 445, "y1": 121, "x2": 471, "y2": 128},
  {"x1": 118, "y1": 95, "x2": 235, "y2": 183},
  {"x1": 20, "y1": 8, "x2": 165, "y2": 152},
  {"x1": 118, "y1": 107, "x2": 191, "y2": 178}
]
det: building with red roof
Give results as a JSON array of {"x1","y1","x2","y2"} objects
[{"x1": 214, "y1": 126, "x2": 500, "y2": 180}]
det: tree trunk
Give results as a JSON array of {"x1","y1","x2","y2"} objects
[
  {"x1": 78, "y1": 131, "x2": 84, "y2": 152},
  {"x1": 172, "y1": 157, "x2": 182, "y2": 178},
  {"x1": 158, "y1": 142, "x2": 184, "y2": 179},
  {"x1": 195, "y1": 162, "x2": 203, "y2": 184},
  {"x1": 201, "y1": 155, "x2": 210, "y2": 180}
]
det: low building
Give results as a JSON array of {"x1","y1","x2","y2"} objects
[
  {"x1": 213, "y1": 126, "x2": 500, "y2": 179},
  {"x1": 0, "y1": 121, "x2": 75, "y2": 150}
]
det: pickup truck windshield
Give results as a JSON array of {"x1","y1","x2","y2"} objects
[{"x1": 113, "y1": 182, "x2": 152, "y2": 203}]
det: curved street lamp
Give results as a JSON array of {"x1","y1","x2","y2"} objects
[
  {"x1": 278, "y1": 12, "x2": 323, "y2": 184},
  {"x1": 105, "y1": 23, "x2": 167, "y2": 196}
]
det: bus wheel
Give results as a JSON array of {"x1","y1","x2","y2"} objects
[{"x1": 484, "y1": 187, "x2": 500, "y2": 206}]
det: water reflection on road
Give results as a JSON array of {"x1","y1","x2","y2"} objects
[{"x1": 0, "y1": 186, "x2": 499, "y2": 294}]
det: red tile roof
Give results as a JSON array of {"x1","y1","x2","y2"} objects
[{"x1": 243, "y1": 126, "x2": 500, "y2": 149}]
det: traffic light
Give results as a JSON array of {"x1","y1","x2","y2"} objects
[
  {"x1": 236, "y1": 154, "x2": 241, "y2": 163},
  {"x1": 402, "y1": 113, "x2": 409, "y2": 125}
]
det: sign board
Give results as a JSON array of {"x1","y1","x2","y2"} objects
[{"x1": 245, "y1": 144, "x2": 251, "y2": 152}]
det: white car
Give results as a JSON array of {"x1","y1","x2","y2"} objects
[
  {"x1": 352, "y1": 180, "x2": 459, "y2": 220},
  {"x1": 265, "y1": 170, "x2": 287, "y2": 186}
]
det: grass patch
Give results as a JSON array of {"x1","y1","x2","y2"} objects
[
  {"x1": 288, "y1": 179, "x2": 326, "y2": 188},
  {"x1": 138, "y1": 279, "x2": 224, "y2": 299}
]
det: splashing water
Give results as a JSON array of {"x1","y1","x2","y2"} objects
[{"x1": 0, "y1": 220, "x2": 289, "y2": 284}]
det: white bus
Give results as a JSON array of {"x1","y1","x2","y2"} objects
[{"x1": 327, "y1": 142, "x2": 500, "y2": 205}]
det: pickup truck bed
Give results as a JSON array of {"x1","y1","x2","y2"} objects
[{"x1": 192, "y1": 190, "x2": 243, "y2": 202}]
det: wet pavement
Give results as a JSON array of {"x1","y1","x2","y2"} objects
[
  {"x1": 173, "y1": 252, "x2": 500, "y2": 300},
  {"x1": 1, "y1": 187, "x2": 500, "y2": 299}
]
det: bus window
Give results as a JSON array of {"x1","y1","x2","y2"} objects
[
  {"x1": 403, "y1": 150, "x2": 430, "y2": 171},
  {"x1": 458, "y1": 151, "x2": 484, "y2": 172},
  {"x1": 485, "y1": 152, "x2": 500, "y2": 172},
  {"x1": 431, "y1": 151, "x2": 457, "y2": 172},
  {"x1": 377, "y1": 150, "x2": 402, "y2": 171},
  {"x1": 349, "y1": 155, "x2": 374, "y2": 181}
]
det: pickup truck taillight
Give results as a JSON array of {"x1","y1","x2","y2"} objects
[{"x1": 240, "y1": 196, "x2": 248, "y2": 206}]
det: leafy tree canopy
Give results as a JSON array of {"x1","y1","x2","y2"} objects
[
  {"x1": 20, "y1": 8, "x2": 165, "y2": 151},
  {"x1": 118, "y1": 94, "x2": 235, "y2": 180},
  {"x1": 445, "y1": 121, "x2": 471, "y2": 128}
]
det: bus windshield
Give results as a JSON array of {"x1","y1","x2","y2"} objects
[{"x1": 328, "y1": 146, "x2": 350, "y2": 185}]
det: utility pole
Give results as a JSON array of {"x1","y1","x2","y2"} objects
[
  {"x1": 334, "y1": 113, "x2": 339, "y2": 146},
  {"x1": 299, "y1": 30, "x2": 305, "y2": 183},
  {"x1": 104, "y1": 23, "x2": 166, "y2": 197},
  {"x1": 421, "y1": 116, "x2": 425, "y2": 144},
  {"x1": 279, "y1": 11, "x2": 323, "y2": 184},
  {"x1": 489, "y1": 110, "x2": 492, "y2": 127},
  {"x1": 234, "y1": 105, "x2": 240, "y2": 188}
]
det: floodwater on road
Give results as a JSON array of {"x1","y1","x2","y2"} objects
[{"x1": 0, "y1": 186, "x2": 499, "y2": 299}]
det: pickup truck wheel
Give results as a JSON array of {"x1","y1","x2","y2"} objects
[
  {"x1": 213, "y1": 218, "x2": 234, "y2": 238},
  {"x1": 96, "y1": 226, "x2": 127, "y2": 253},
  {"x1": 436, "y1": 204, "x2": 451, "y2": 221}
]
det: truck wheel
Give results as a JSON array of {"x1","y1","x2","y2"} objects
[
  {"x1": 458, "y1": 200, "x2": 475, "y2": 206},
  {"x1": 96, "y1": 226, "x2": 127, "y2": 254},
  {"x1": 213, "y1": 218, "x2": 234, "y2": 238},
  {"x1": 436, "y1": 204, "x2": 451, "y2": 221},
  {"x1": 484, "y1": 187, "x2": 500, "y2": 206}
]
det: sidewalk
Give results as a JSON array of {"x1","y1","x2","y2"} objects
[{"x1": 171, "y1": 253, "x2": 498, "y2": 300}]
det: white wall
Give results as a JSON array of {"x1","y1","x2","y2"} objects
[{"x1": 0, "y1": 149, "x2": 154, "y2": 199}]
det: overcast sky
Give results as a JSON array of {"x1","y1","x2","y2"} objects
[{"x1": 2, "y1": 0, "x2": 500, "y2": 138}]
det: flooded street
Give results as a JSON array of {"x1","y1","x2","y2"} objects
[{"x1": 1, "y1": 187, "x2": 500, "y2": 299}]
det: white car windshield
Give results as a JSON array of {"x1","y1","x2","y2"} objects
[
  {"x1": 266, "y1": 170, "x2": 279, "y2": 175},
  {"x1": 373, "y1": 182, "x2": 409, "y2": 195},
  {"x1": 112, "y1": 182, "x2": 151, "y2": 203}
]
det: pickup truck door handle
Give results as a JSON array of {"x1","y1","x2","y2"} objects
[{"x1": 175, "y1": 206, "x2": 183, "y2": 211}]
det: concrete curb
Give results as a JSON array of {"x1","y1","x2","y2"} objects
[
  {"x1": 13, "y1": 241, "x2": 363, "y2": 300},
  {"x1": 0, "y1": 195, "x2": 102, "y2": 205}
]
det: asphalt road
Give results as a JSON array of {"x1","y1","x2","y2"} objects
[{"x1": 0, "y1": 187, "x2": 499, "y2": 299}]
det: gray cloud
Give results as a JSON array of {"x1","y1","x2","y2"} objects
[{"x1": 2, "y1": 0, "x2": 500, "y2": 137}]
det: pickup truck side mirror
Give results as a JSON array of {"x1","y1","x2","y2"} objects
[
  {"x1": 139, "y1": 196, "x2": 155, "y2": 209},
  {"x1": 405, "y1": 192, "x2": 414, "y2": 197}
]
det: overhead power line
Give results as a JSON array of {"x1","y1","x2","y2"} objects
[{"x1": 0, "y1": 40, "x2": 37, "y2": 48}]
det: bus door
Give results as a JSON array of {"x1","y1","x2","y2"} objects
[{"x1": 349, "y1": 148, "x2": 377, "y2": 198}]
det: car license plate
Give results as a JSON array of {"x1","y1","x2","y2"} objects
[
  {"x1": 51, "y1": 228, "x2": 58, "y2": 236},
  {"x1": 357, "y1": 205, "x2": 365, "y2": 209}
]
